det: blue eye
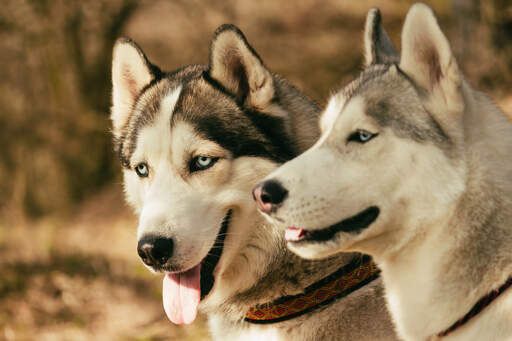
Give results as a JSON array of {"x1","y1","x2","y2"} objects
[
  {"x1": 135, "y1": 163, "x2": 149, "y2": 177},
  {"x1": 190, "y1": 156, "x2": 219, "y2": 172},
  {"x1": 347, "y1": 130, "x2": 377, "y2": 143}
]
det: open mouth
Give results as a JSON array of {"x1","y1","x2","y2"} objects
[
  {"x1": 200, "y1": 209, "x2": 232, "y2": 298},
  {"x1": 285, "y1": 206, "x2": 379, "y2": 243},
  {"x1": 162, "y1": 209, "x2": 232, "y2": 325}
]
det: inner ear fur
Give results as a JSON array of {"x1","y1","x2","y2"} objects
[
  {"x1": 208, "y1": 24, "x2": 274, "y2": 110},
  {"x1": 364, "y1": 8, "x2": 399, "y2": 66},
  {"x1": 399, "y1": 4, "x2": 461, "y2": 97},
  {"x1": 111, "y1": 38, "x2": 159, "y2": 135}
]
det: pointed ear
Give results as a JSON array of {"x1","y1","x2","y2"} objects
[
  {"x1": 399, "y1": 4, "x2": 461, "y2": 97},
  {"x1": 364, "y1": 8, "x2": 399, "y2": 66},
  {"x1": 208, "y1": 24, "x2": 274, "y2": 110},
  {"x1": 111, "y1": 38, "x2": 158, "y2": 135}
]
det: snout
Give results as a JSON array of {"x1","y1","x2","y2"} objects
[
  {"x1": 252, "y1": 179, "x2": 288, "y2": 214},
  {"x1": 137, "y1": 235, "x2": 174, "y2": 268}
]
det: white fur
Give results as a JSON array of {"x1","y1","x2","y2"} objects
[{"x1": 320, "y1": 95, "x2": 345, "y2": 133}]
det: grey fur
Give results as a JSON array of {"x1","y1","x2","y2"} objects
[
  {"x1": 361, "y1": 66, "x2": 452, "y2": 150},
  {"x1": 329, "y1": 64, "x2": 452, "y2": 152}
]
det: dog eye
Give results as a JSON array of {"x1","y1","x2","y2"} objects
[
  {"x1": 135, "y1": 163, "x2": 149, "y2": 177},
  {"x1": 347, "y1": 130, "x2": 378, "y2": 143},
  {"x1": 190, "y1": 156, "x2": 219, "y2": 172}
]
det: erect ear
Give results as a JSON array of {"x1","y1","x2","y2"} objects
[
  {"x1": 208, "y1": 24, "x2": 274, "y2": 110},
  {"x1": 399, "y1": 4, "x2": 461, "y2": 101},
  {"x1": 364, "y1": 8, "x2": 399, "y2": 66},
  {"x1": 111, "y1": 38, "x2": 159, "y2": 135}
]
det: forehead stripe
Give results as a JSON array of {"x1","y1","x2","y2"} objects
[{"x1": 122, "y1": 85, "x2": 182, "y2": 168}]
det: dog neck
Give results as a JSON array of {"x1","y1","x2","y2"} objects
[
  {"x1": 437, "y1": 275, "x2": 512, "y2": 337},
  {"x1": 378, "y1": 183, "x2": 512, "y2": 340},
  {"x1": 203, "y1": 218, "x2": 359, "y2": 321}
]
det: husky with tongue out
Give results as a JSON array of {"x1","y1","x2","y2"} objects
[{"x1": 111, "y1": 23, "x2": 397, "y2": 340}]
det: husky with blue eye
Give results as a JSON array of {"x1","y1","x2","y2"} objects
[
  {"x1": 255, "y1": 4, "x2": 512, "y2": 340},
  {"x1": 111, "y1": 24, "x2": 397, "y2": 341}
]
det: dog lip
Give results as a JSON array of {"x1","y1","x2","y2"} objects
[
  {"x1": 199, "y1": 209, "x2": 232, "y2": 300},
  {"x1": 288, "y1": 206, "x2": 380, "y2": 243}
]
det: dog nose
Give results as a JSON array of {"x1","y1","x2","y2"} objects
[
  {"x1": 137, "y1": 236, "x2": 174, "y2": 267},
  {"x1": 253, "y1": 180, "x2": 288, "y2": 214}
]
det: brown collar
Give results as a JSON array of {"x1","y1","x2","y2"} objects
[
  {"x1": 245, "y1": 255, "x2": 379, "y2": 324},
  {"x1": 438, "y1": 276, "x2": 512, "y2": 337}
]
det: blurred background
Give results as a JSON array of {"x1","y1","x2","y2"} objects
[{"x1": 0, "y1": 0, "x2": 510, "y2": 340}]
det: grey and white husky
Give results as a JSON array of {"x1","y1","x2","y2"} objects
[
  {"x1": 111, "y1": 25, "x2": 397, "y2": 340},
  {"x1": 255, "y1": 4, "x2": 512, "y2": 341}
]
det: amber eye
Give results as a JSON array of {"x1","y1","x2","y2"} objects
[
  {"x1": 190, "y1": 156, "x2": 219, "y2": 172},
  {"x1": 347, "y1": 130, "x2": 378, "y2": 143},
  {"x1": 135, "y1": 163, "x2": 149, "y2": 177}
]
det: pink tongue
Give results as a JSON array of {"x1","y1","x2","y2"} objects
[
  {"x1": 162, "y1": 265, "x2": 201, "y2": 325},
  {"x1": 285, "y1": 227, "x2": 305, "y2": 241}
]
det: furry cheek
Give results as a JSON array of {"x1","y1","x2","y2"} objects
[{"x1": 123, "y1": 170, "x2": 145, "y2": 214}]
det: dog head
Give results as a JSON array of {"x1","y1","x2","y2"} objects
[
  {"x1": 111, "y1": 25, "x2": 318, "y2": 324},
  {"x1": 254, "y1": 5, "x2": 467, "y2": 260}
]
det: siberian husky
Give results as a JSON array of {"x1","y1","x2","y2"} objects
[
  {"x1": 255, "y1": 4, "x2": 512, "y2": 341},
  {"x1": 111, "y1": 24, "x2": 397, "y2": 340}
]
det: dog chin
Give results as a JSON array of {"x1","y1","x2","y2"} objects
[{"x1": 287, "y1": 236, "x2": 350, "y2": 259}]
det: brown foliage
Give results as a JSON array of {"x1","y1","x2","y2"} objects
[
  {"x1": 1, "y1": 0, "x2": 510, "y2": 220},
  {"x1": 0, "y1": 1, "x2": 510, "y2": 340}
]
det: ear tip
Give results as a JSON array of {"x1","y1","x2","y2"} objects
[
  {"x1": 410, "y1": 2, "x2": 434, "y2": 12},
  {"x1": 406, "y1": 3, "x2": 436, "y2": 22},
  {"x1": 114, "y1": 37, "x2": 135, "y2": 49},
  {"x1": 113, "y1": 37, "x2": 142, "y2": 56},
  {"x1": 367, "y1": 8, "x2": 381, "y2": 23},
  {"x1": 213, "y1": 24, "x2": 245, "y2": 41},
  {"x1": 115, "y1": 36, "x2": 133, "y2": 44},
  {"x1": 402, "y1": 3, "x2": 443, "y2": 42},
  {"x1": 364, "y1": 8, "x2": 380, "y2": 42}
]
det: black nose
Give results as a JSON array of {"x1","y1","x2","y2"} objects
[
  {"x1": 137, "y1": 235, "x2": 174, "y2": 267},
  {"x1": 253, "y1": 179, "x2": 288, "y2": 213}
]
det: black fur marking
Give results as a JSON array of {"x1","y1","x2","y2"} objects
[
  {"x1": 294, "y1": 207, "x2": 380, "y2": 243},
  {"x1": 200, "y1": 210, "x2": 232, "y2": 299},
  {"x1": 195, "y1": 111, "x2": 297, "y2": 163},
  {"x1": 244, "y1": 109, "x2": 298, "y2": 161},
  {"x1": 116, "y1": 66, "x2": 208, "y2": 168},
  {"x1": 173, "y1": 74, "x2": 299, "y2": 163},
  {"x1": 202, "y1": 70, "x2": 239, "y2": 104},
  {"x1": 367, "y1": 9, "x2": 399, "y2": 65}
]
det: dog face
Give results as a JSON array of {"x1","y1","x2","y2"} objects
[
  {"x1": 111, "y1": 25, "x2": 318, "y2": 324},
  {"x1": 255, "y1": 6, "x2": 466, "y2": 260},
  {"x1": 124, "y1": 84, "x2": 246, "y2": 272}
]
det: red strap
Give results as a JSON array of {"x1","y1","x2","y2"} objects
[
  {"x1": 245, "y1": 256, "x2": 379, "y2": 324},
  {"x1": 438, "y1": 276, "x2": 512, "y2": 337}
]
